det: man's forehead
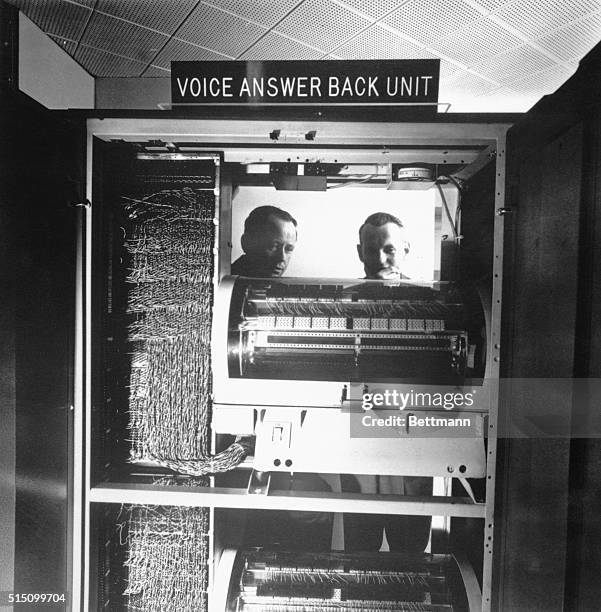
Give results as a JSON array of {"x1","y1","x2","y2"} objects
[
  {"x1": 261, "y1": 215, "x2": 297, "y2": 238},
  {"x1": 360, "y1": 222, "x2": 403, "y2": 244}
]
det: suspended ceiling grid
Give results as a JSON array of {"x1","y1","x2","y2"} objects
[{"x1": 8, "y1": 0, "x2": 601, "y2": 112}]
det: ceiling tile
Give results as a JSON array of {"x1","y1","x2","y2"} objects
[
  {"x1": 470, "y1": 44, "x2": 555, "y2": 84},
  {"x1": 74, "y1": 44, "x2": 148, "y2": 76},
  {"x1": 431, "y1": 18, "x2": 522, "y2": 66},
  {"x1": 440, "y1": 69, "x2": 498, "y2": 97},
  {"x1": 536, "y1": 14, "x2": 601, "y2": 62},
  {"x1": 48, "y1": 33, "x2": 78, "y2": 56},
  {"x1": 200, "y1": 0, "x2": 303, "y2": 28},
  {"x1": 9, "y1": 0, "x2": 92, "y2": 40},
  {"x1": 337, "y1": 0, "x2": 407, "y2": 21},
  {"x1": 275, "y1": 0, "x2": 371, "y2": 54},
  {"x1": 439, "y1": 59, "x2": 462, "y2": 80},
  {"x1": 152, "y1": 38, "x2": 229, "y2": 70},
  {"x1": 454, "y1": 85, "x2": 540, "y2": 112},
  {"x1": 469, "y1": 0, "x2": 514, "y2": 12},
  {"x1": 176, "y1": 3, "x2": 267, "y2": 58},
  {"x1": 239, "y1": 32, "x2": 324, "y2": 60},
  {"x1": 381, "y1": 0, "x2": 483, "y2": 46},
  {"x1": 64, "y1": 0, "x2": 96, "y2": 7},
  {"x1": 143, "y1": 64, "x2": 172, "y2": 77},
  {"x1": 335, "y1": 25, "x2": 435, "y2": 59},
  {"x1": 80, "y1": 12, "x2": 169, "y2": 64},
  {"x1": 507, "y1": 64, "x2": 576, "y2": 95},
  {"x1": 95, "y1": 0, "x2": 198, "y2": 34},
  {"x1": 494, "y1": 0, "x2": 600, "y2": 41}
]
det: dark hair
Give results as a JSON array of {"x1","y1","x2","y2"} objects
[
  {"x1": 358, "y1": 212, "x2": 403, "y2": 241},
  {"x1": 244, "y1": 205, "x2": 297, "y2": 236}
]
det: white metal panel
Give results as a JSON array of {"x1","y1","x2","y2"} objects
[
  {"x1": 176, "y1": 2, "x2": 268, "y2": 58},
  {"x1": 275, "y1": 0, "x2": 371, "y2": 54},
  {"x1": 79, "y1": 11, "x2": 169, "y2": 63},
  {"x1": 470, "y1": 44, "x2": 555, "y2": 84},
  {"x1": 335, "y1": 25, "x2": 436, "y2": 59},
  {"x1": 142, "y1": 64, "x2": 171, "y2": 77},
  {"x1": 239, "y1": 31, "x2": 324, "y2": 60},
  {"x1": 536, "y1": 13, "x2": 601, "y2": 61},
  {"x1": 494, "y1": 0, "x2": 601, "y2": 41},
  {"x1": 96, "y1": 0, "x2": 198, "y2": 34},
  {"x1": 8, "y1": 0, "x2": 92, "y2": 39},
  {"x1": 48, "y1": 33, "x2": 77, "y2": 55},
  {"x1": 381, "y1": 0, "x2": 484, "y2": 45},
  {"x1": 508, "y1": 64, "x2": 577, "y2": 95},
  {"x1": 432, "y1": 18, "x2": 522, "y2": 66},
  {"x1": 338, "y1": 0, "x2": 408, "y2": 21},
  {"x1": 202, "y1": 0, "x2": 303, "y2": 28},
  {"x1": 74, "y1": 44, "x2": 147, "y2": 77},
  {"x1": 441, "y1": 69, "x2": 498, "y2": 97},
  {"x1": 470, "y1": 0, "x2": 513, "y2": 12},
  {"x1": 152, "y1": 38, "x2": 230, "y2": 70}
]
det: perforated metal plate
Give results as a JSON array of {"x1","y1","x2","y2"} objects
[
  {"x1": 470, "y1": 44, "x2": 555, "y2": 84},
  {"x1": 143, "y1": 64, "x2": 171, "y2": 77},
  {"x1": 175, "y1": 3, "x2": 267, "y2": 58},
  {"x1": 275, "y1": 0, "x2": 371, "y2": 54},
  {"x1": 95, "y1": 0, "x2": 198, "y2": 35},
  {"x1": 338, "y1": 0, "x2": 407, "y2": 21},
  {"x1": 441, "y1": 69, "x2": 498, "y2": 98},
  {"x1": 335, "y1": 25, "x2": 435, "y2": 60},
  {"x1": 439, "y1": 59, "x2": 462, "y2": 80},
  {"x1": 470, "y1": 0, "x2": 514, "y2": 12},
  {"x1": 507, "y1": 64, "x2": 577, "y2": 95},
  {"x1": 494, "y1": 0, "x2": 601, "y2": 41},
  {"x1": 9, "y1": 0, "x2": 92, "y2": 40},
  {"x1": 48, "y1": 33, "x2": 77, "y2": 56},
  {"x1": 536, "y1": 13, "x2": 601, "y2": 61},
  {"x1": 152, "y1": 38, "x2": 229, "y2": 70},
  {"x1": 431, "y1": 18, "x2": 522, "y2": 66},
  {"x1": 381, "y1": 0, "x2": 484, "y2": 46},
  {"x1": 202, "y1": 0, "x2": 303, "y2": 28},
  {"x1": 74, "y1": 44, "x2": 148, "y2": 77},
  {"x1": 239, "y1": 31, "x2": 324, "y2": 60},
  {"x1": 80, "y1": 11, "x2": 169, "y2": 64}
]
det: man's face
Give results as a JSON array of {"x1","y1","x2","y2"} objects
[
  {"x1": 242, "y1": 215, "x2": 297, "y2": 277},
  {"x1": 357, "y1": 222, "x2": 406, "y2": 280}
]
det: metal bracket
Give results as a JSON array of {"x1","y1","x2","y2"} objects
[{"x1": 247, "y1": 470, "x2": 271, "y2": 495}]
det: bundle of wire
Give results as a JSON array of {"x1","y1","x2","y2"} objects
[
  {"x1": 124, "y1": 186, "x2": 251, "y2": 475},
  {"x1": 121, "y1": 504, "x2": 210, "y2": 612},
  {"x1": 232, "y1": 550, "x2": 460, "y2": 611}
]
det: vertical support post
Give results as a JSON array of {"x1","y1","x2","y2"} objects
[{"x1": 481, "y1": 129, "x2": 508, "y2": 612}]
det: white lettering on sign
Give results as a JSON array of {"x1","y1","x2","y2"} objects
[
  {"x1": 238, "y1": 76, "x2": 323, "y2": 98},
  {"x1": 329, "y1": 76, "x2": 379, "y2": 97},
  {"x1": 386, "y1": 75, "x2": 433, "y2": 97},
  {"x1": 175, "y1": 72, "x2": 435, "y2": 100},
  {"x1": 176, "y1": 76, "x2": 234, "y2": 97}
]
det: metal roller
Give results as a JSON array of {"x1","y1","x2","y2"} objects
[{"x1": 215, "y1": 549, "x2": 481, "y2": 612}]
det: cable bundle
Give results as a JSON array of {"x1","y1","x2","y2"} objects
[
  {"x1": 123, "y1": 184, "x2": 250, "y2": 474},
  {"x1": 122, "y1": 505, "x2": 210, "y2": 612}
]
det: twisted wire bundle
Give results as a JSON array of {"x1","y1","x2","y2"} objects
[
  {"x1": 123, "y1": 186, "x2": 251, "y2": 474},
  {"x1": 122, "y1": 505, "x2": 210, "y2": 612}
]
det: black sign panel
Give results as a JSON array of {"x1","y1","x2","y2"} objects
[{"x1": 171, "y1": 59, "x2": 440, "y2": 108}]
